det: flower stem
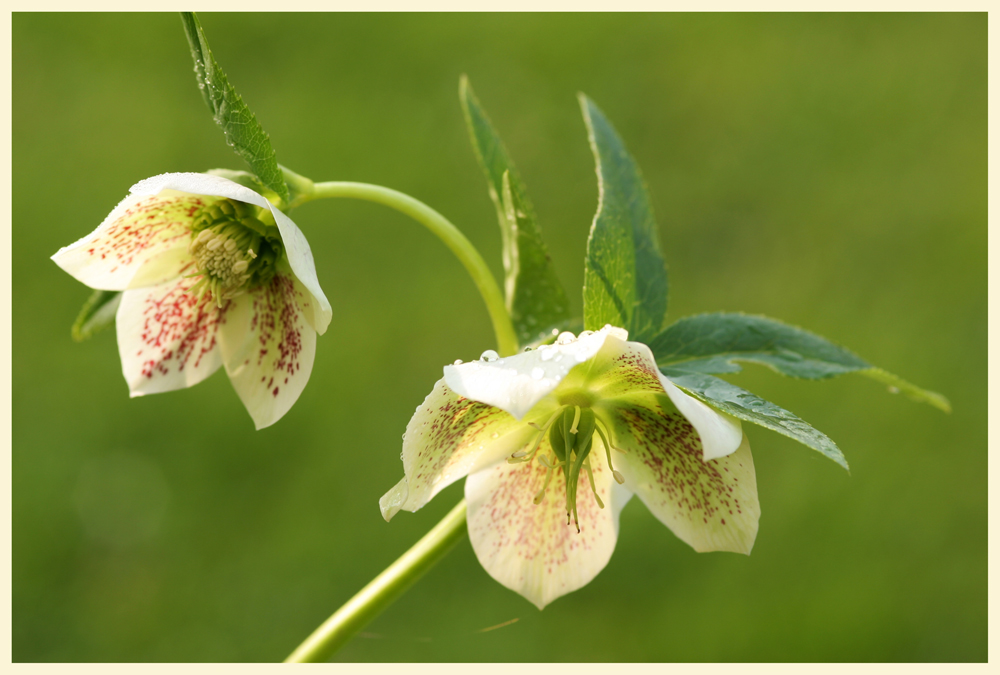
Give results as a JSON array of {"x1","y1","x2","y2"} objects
[
  {"x1": 292, "y1": 177, "x2": 519, "y2": 358},
  {"x1": 284, "y1": 500, "x2": 468, "y2": 663},
  {"x1": 282, "y1": 171, "x2": 513, "y2": 661}
]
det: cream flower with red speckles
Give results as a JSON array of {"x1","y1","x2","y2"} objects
[
  {"x1": 52, "y1": 172, "x2": 332, "y2": 430},
  {"x1": 379, "y1": 325, "x2": 760, "y2": 609}
]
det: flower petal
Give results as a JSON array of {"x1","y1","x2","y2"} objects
[
  {"x1": 574, "y1": 332, "x2": 743, "y2": 461},
  {"x1": 268, "y1": 207, "x2": 332, "y2": 336},
  {"x1": 608, "y1": 395, "x2": 760, "y2": 555},
  {"x1": 380, "y1": 379, "x2": 542, "y2": 521},
  {"x1": 129, "y1": 172, "x2": 274, "y2": 209},
  {"x1": 465, "y1": 434, "x2": 631, "y2": 609},
  {"x1": 443, "y1": 326, "x2": 628, "y2": 420},
  {"x1": 218, "y1": 271, "x2": 317, "y2": 430},
  {"x1": 658, "y1": 376, "x2": 743, "y2": 461},
  {"x1": 51, "y1": 192, "x2": 203, "y2": 291},
  {"x1": 116, "y1": 276, "x2": 227, "y2": 396},
  {"x1": 131, "y1": 173, "x2": 332, "y2": 335}
]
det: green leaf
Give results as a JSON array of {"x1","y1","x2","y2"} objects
[
  {"x1": 71, "y1": 290, "x2": 121, "y2": 342},
  {"x1": 459, "y1": 76, "x2": 570, "y2": 346},
  {"x1": 651, "y1": 312, "x2": 950, "y2": 412},
  {"x1": 663, "y1": 368, "x2": 850, "y2": 470},
  {"x1": 579, "y1": 95, "x2": 668, "y2": 343},
  {"x1": 180, "y1": 12, "x2": 289, "y2": 204}
]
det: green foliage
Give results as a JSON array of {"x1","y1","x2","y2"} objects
[
  {"x1": 652, "y1": 313, "x2": 950, "y2": 411},
  {"x1": 580, "y1": 95, "x2": 669, "y2": 343},
  {"x1": 459, "y1": 76, "x2": 570, "y2": 346},
  {"x1": 71, "y1": 289, "x2": 121, "y2": 342},
  {"x1": 180, "y1": 12, "x2": 289, "y2": 204},
  {"x1": 663, "y1": 367, "x2": 849, "y2": 470}
]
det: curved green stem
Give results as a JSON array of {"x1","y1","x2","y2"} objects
[
  {"x1": 282, "y1": 171, "x2": 513, "y2": 662},
  {"x1": 284, "y1": 500, "x2": 468, "y2": 663},
  {"x1": 292, "y1": 177, "x2": 518, "y2": 358}
]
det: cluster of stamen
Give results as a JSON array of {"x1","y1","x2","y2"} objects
[
  {"x1": 508, "y1": 404, "x2": 626, "y2": 533},
  {"x1": 187, "y1": 199, "x2": 283, "y2": 306}
]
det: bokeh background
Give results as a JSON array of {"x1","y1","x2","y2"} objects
[{"x1": 13, "y1": 13, "x2": 985, "y2": 662}]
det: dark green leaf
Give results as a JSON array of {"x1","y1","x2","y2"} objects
[
  {"x1": 71, "y1": 290, "x2": 121, "y2": 342},
  {"x1": 459, "y1": 76, "x2": 570, "y2": 346},
  {"x1": 651, "y1": 312, "x2": 950, "y2": 412},
  {"x1": 180, "y1": 13, "x2": 288, "y2": 204},
  {"x1": 663, "y1": 368, "x2": 849, "y2": 470},
  {"x1": 579, "y1": 95, "x2": 668, "y2": 343}
]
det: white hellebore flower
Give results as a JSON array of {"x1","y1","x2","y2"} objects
[
  {"x1": 380, "y1": 326, "x2": 760, "y2": 609},
  {"x1": 52, "y1": 172, "x2": 332, "y2": 429}
]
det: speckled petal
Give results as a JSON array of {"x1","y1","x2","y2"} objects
[
  {"x1": 577, "y1": 334, "x2": 743, "y2": 461},
  {"x1": 116, "y1": 276, "x2": 227, "y2": 396},
  {"x1": 443, "y1": 326, "x2": 628, "y2": 420},
  {"x1": 51, "y1": 191, "x2": 205, "y2": 291},
  {"x1": 379, "y1": 379, "x2": 543, "y2": 521},
  {"x1": 218, "y1": 271, "x2": 317, "y2": 430},
  {"x1": 131, "y1": 173, "x2": 332, "y2": 336},
  {"x1": 465, "y1": 434, "x2": 630, "y2": 609},
  {"x1": 609, "y1": 397, "x2": 760, "y2": 555}
]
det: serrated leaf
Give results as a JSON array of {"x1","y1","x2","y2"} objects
[
  {"x1": 71, "y1": 290, "x2": 121, "y2": 342},
  {"x1": 650, "y1": 312, "x2": 950, "y2": 412},
  {"x1": 579, "y1": 95, "x2": 668, "y2": 343},
  {"x1": 663, "y1": 367, "x2": 849, "y2": 470},
  {"x1": 459, "y1": 76, "x2": 570, "y2": 346},
  {"x1": 180, "y1": 12, "x2": 288, "y2": 204}
]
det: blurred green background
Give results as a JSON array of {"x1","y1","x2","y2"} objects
[{"x1": 13, "y1": 13, "x2": 985, "y2": 662}]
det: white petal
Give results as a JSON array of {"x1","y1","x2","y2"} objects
[
  {"x1": 380, "y1": 379, "x2": 542, "y2": 521},
  {"x1": 465, "y1": 434, "x2": 631, "y2": 609},
  {"x1": 116, "y1": 276, "x2": 226, "y2": 396},
  {"x1": 444, "y1": 326, "x2": 628, "y2": 420},
  {"x1": 129, "y1": 172, "x2": 273, "y2": 209},
  {"x1": 130, "y1": 173, "x2": 332, "y2": 335},
  {"x1": 572, "y1": 333, "x2": 743, "y2": 462},
  {"x1": 658, "y1": 376, "x2": 743, "y2": 461},
  {"x1": 609, "y1": 390, "x2": 760, "y2": 555},
  {"x1": 51, "y1": 192, "x2": 202, "y2": 291},
  {"x1": 218, "y1": 272, "x2": 317, "y2": 430},
  {"x1": 267, "y1": 206, "x2": 332, "y2": 336}
]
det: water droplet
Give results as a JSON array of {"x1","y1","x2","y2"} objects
[
  {"x1": 554, "y1": 354, "x2": 563, "y2": 362},
  {"x1": 522, "y1": 346, "x2": 534, "y2": 352},
  {"x1": 540, "y1": 347, "x2": 555, "y2": 362},
  {"x1": 551, "y1": 328, "x2": 560, "y2": 336},
  {"x1": 531, "y1": 367, "x2": 545, "y2": 380},
  {"x1": 480, "y1": 349, "x2": 499, "y2": 363},
  {"x1": 579, "y1": 330, "x2": 595, "y2": 338},
  {"x1": 491, "y1": 432, "x2": 500, "y2": 439},
  {"x1": 453, "y1": 359, "x2": 463, "y2": 365},
  {"x1": 887, "y1": 386, "x2": 900, "y2": 394},
  {"x1": 557, "y1": 331, "x2": 576, "y2": 345}
]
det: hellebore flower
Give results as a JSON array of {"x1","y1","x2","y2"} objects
[
  {"x1": 380, "y1": 326, "x2": 759, "y2": 609},
  {"x1": 52, "y1": 172, "x2": 332, "y2": 429}
]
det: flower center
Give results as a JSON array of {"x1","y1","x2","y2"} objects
[
  {"x1": 508, "y1": 405, "x2": 625, "y2": 533},
  {"x1": 187, "y1": 199, "x2": 284, "y2": 305}
]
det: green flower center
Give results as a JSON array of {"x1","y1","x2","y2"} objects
[
  {"x1": 508, "y1": 405, "x2": 625, "y2": 532},
  {"x1": 187, "y1": 199, "x2": 284, "y2": 305}
]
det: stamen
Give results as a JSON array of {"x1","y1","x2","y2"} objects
[
  {"x1": 538, "y1": 454, "x2": 560, "y2": 469},
  {"x1": 533, "y1": 464, "x2": 556, "y2": 504},
  {"x1": 569, "y1": 405, "x2": 582, "y2": 434},
  {"x1": 593, "y1": 420, "x2": 625, "y2": 485},
  {"x1": 510, "y1": 408, "x2": 566, "y2": 463},
  {"x1": 584, "y1": 458, "x2": 605, "y2": 509}
]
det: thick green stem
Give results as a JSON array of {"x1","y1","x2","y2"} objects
[
  {"x1": 284, "y1": 501, "x2": 468, "y2": 663},
  {"x1": 294, "y1": 178, "x2": 519, "y2": 358}
]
